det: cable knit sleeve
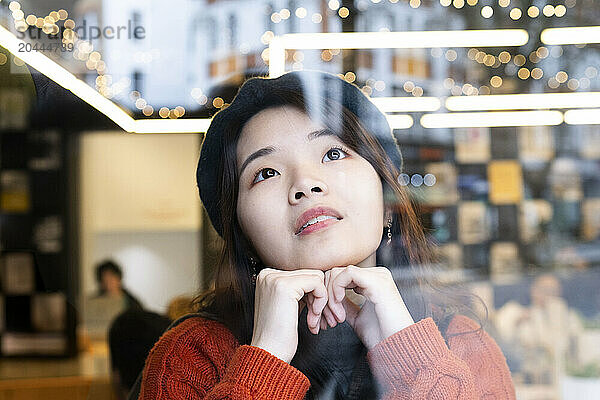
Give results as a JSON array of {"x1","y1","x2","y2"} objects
[
  {"x1": 366, "y1": 316, "x2": 516, "y2": 400},
  {"x1": 138, "y1": 318, "x2": 310, "y2": 400}
]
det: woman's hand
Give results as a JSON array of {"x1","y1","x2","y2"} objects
[
  {"x1": 323, "y1": 265, "x2": 415, "y2": 349},
  {"x1": 250, "y1": 267, "x2": 328, "y2": 363}
]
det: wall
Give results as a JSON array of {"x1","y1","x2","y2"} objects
[{"x1": 79, "y1": 131, "x2": 201, "y2": 314}]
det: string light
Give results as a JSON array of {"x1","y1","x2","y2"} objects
[
  {"x1": 556, "y1": 71, "x2": 568, "y2": 83},
  {"x1": 513, "y1": 54, "x2": 526, "y2": 66},
  {"x1": 499, "y1": 51, "x2": 511, "y2": 63},
  {"x1": 279, "y1": 8, "x2": 290, "y2": 19},
  {"x1": 554, "y1": 5, "x2": 566, "y2": 17},
  {"x1": 567, "y1": 79, "x2": 579, "y2": 90},
  {"x1": 509, "y1": 8, "x2": 522, "y2": 20},
  {"x1": 490, "y1": 76, "x2": 503, "y2": 87},
  {"x1": 445, "y1": 49, "x2": 458, "y2": 61},
  {"x1": 481, "y1": 6, "x2": 493, "y2": 18},
  {"x1": 518, "y1": 68, "x2": 530, "y2": 79},
  {"x1": 295, "y1": 8, "x2": 307, "y2": 18},
  {"x1": 338, "y1": 7, "x2": 350, "y2": 18},
  {"x1": 548, "y1": 78, "x2": 560, "y2": 89},
  {"x1": 542, "y1": 5, "x2": 554, "y2": 17},
  {"x1": 531, "y1": 68, "x2": 543, "y2": 79},
  {"x1": 527, "y1": 6, "x2": 539, "y2": 17}
]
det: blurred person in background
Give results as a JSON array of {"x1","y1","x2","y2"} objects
[
  {"x1": 94, "y1": 259, "x2": 144, "y2": 310},
  {"x1": 84, "y1": 259, "x2": 144, "y2": 340},
  {"x1": 109, "y1": 309, "x2": 171, "y2": 400}
]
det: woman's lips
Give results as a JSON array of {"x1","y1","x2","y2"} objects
[{"x1": 296, "y1": 217, "x2": 341, "y2": 236}]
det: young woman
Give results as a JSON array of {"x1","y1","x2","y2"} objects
[{"x1": 137, "y1": 70, "x2": 515, "y2": 400}]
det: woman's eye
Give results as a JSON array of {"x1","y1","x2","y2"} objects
[
  {"x1": 253, "y1": 168, "x2": 279, "y2": 183},
  {"x1": 323, "y1": 147, "x2": 348, "y2": 162}
]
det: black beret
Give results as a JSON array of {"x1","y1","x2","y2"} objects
[{"x1": 197, "y1": 69, "x2": 403, "y2": 237}]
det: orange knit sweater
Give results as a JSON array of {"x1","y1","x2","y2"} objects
[{"x1": 139, "y1": 315, "x2": 515, "y2": 399}]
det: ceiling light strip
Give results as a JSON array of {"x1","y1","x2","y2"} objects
[
  {"x1": 564, "y1": 109, "x2": 600, "y2": 125},
  {"x1": 541, "y1": 26, "x2": 600, "y2": 45},
  {"x1": 0, "y1": 25, "x2": 135, "y2": 132},
  {"x1": 446, "y1": 92, "x2": 600, "y2": 111},
  {"x1": 421, "y1": 111, "x2": 564, "y2": 128}
]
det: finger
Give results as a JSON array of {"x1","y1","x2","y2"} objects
[
  {"x1": 297, "y1": 279, "x2": 327, "y2": 330},
  {"x1": 341, "y1": 297, "x2": 360, "y2": 327},
  {"x1": 326, "y1": 268, "x2": 346, "y2": 322},
  {"x1": 331, "y1": 266, "x2": 370, "y2": 303},
  {"x1": 322, "y1": 304, "x2": 338, "y2": 327},
  {"x1": 320, "y1": 315, "x2": 328, "y2": 331}
]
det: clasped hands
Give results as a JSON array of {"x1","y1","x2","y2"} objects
[{"x1": 252, "y1": 265, "x2": 415, "y2": 362}]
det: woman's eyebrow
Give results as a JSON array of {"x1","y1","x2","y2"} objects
[{"x1": 238, "y1": 128, "x2": 334, "y2": 176}]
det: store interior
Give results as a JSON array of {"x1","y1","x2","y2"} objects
[{"x1": 1, "y1": 0, "x2": 600, "y2": 399}]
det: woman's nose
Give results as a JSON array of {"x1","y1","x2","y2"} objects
[{"x1": 288, "y1": 170, "x2": 328, "y2": 203}]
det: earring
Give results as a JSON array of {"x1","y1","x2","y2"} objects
[
  {"x1": 386, "y1": 217, "x2": 392, "y2": 246},
  {"x1": 249, "y1": 256, "x2": 258, "y2": 285}
]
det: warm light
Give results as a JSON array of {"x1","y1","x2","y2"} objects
[
  {"x1": 467, "y1": 0, "x2": 478, "y2": 5},
  {"x1": 453, "y1": 0, "x2": 464, "y2": 8},
  {"x1": 509, "y1": 8, "x2": 522, "y2": 20},
  {"x1": 527, "y1": 6, "x2": 539, "y2": 17},
  {"x1": 272, "y1": 12, "x2": 282, "y2": 23},
  {"x1": 531, "y1": 68, "x2": 543, "y2": 79},
  {"x1": 490, "y1": 76, "x2": 503, "y2": 87},
  {"x1": 295, "y1": 8, "x2": 307, "y2": 18},
  {"x1": 421, "y1": 111, "x2": 563, "y2": 128},
  {"x1": 564, "y1": 109, "x2": 600, "y2": 125},
  {"x1": 279, "y1": 9, "x2": 290, "y2": 19},
  {"x1": 513, "y1": 54, "x2": 526, "y2": 66},
  {"x1": 554, "y1": 5, "x2": 566, "y2": 17},
  {"x1": 385, "y1": 115, "x2": 414, "y2": 129},
  {"x1": 556, "y1": 71, "x2": 568, "y2": 83},
  {"x1": 0, "y1": 24, "x2": 134, "y2": 131},
  {"x1": 542, "y1": 5, "x2": 554, "y2": 17},
  {"x1": 499, "y1": 51, "x2": 511, "y2": 63},
  {"x1": 133, "y1": 119, "x2": 211, "y2": 134},
  {"x1": 481, "y1": 6, "x2": 493, "y2": 18},
  {"x1": 445, "y1": 49, "x2": 457, "y2": 61},
  {"x1": 370, "y1": 97, "x2": 441, "y2": 112},
  {"x1": 498, "y1": 0, "x2": 510, "y2": 7},
  {"x1": 541, "y1": 26, "x2": 600, "y2": 45},
  {"x1": 446, "y1": 92, "x2": 600, "y2": 111},
  {"x1": 270, "y1": 30, "x2": 527, "y2": 50},
  {"x1": 518, "y1": 68, "x2": 530, "y2": 79},
  {"x1": 338, "y1": 7, "x2": 349, "y2": 18},
  {"x1": 8, "y1": 1, "x2": 20, "y2": 12},
  {"x1": 567, "y1": 79, "x2": 579, "y2": 90}
]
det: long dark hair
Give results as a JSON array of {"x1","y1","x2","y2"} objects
[{"x1": 192, "y1": 86, "x2": 485, "y2": 345}]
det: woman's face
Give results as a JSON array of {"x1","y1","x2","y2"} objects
[{"x1": 236, "y1": 105, "x2": 385, "y2": 271}]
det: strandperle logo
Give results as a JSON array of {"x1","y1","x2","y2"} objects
[{"x1": 16, "y1": 19, "x2": 146, "y2": 41}]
